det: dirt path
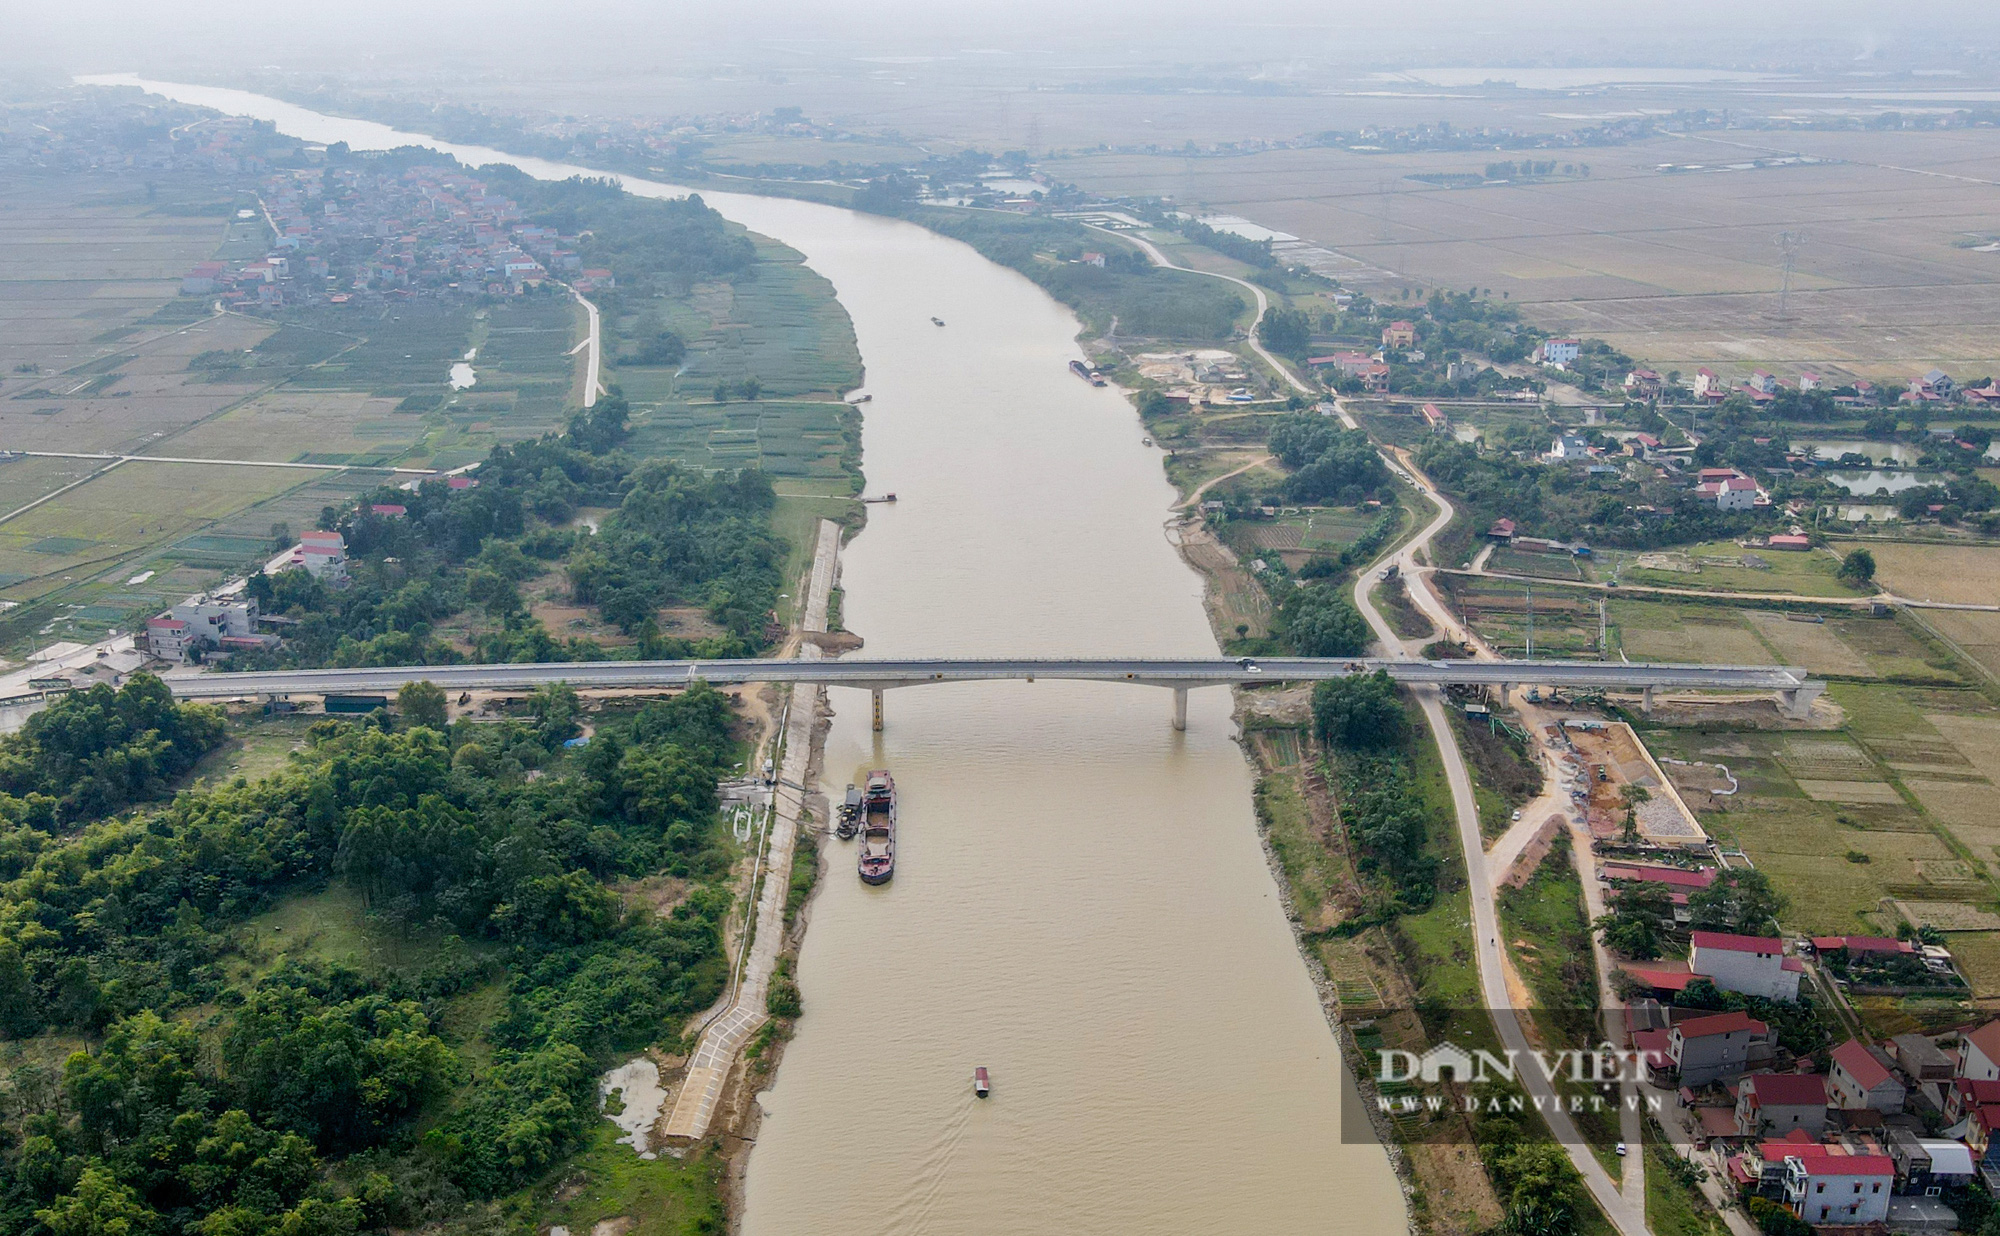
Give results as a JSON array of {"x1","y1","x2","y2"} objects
[{"x1": 1176, "y1": 453, "x2": 1273, "y2": 509}]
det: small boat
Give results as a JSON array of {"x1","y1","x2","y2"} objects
[
  {"x1": 931, "y1": 316, "x2": 946, "y2": 327},
  {"x1": 1142, "y1": 437, "x2": 1153, "y2": 447},
  {"x1": 835, "y1": 783, "x2": 861, "y2": 840},
  {"x1": 847, "y1": 393, "x2": 873, "y2": 404},
  {"x1": 974, "y1": 1067, "x2": 991, "y2": 1098},
  {"x1": 858, "y1": 769, "x2": 896, "y2": 884}
]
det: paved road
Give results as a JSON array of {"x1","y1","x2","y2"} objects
[
  {"x1": 1350, "y1": 452, "x2": 1652, "y2": 1236},
  {"x1": 7, "y1": 449, "x2": 432, "y2": 475},
  {"x1": 161, "y1": 654, "x2": 1816, "y2": 700},
  {"x1": 565, "y1": 282, "x2": 603, "y2": 408}
]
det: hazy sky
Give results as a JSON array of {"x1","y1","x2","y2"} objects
[{"x1": 11, "y1": 0, "x2": 2000, "y2": 81}]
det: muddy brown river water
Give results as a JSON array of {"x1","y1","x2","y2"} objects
[{"x1": 85, "y1": 76, "x2": 1408, "y2": 1234}]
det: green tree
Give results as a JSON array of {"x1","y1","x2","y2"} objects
[
  {"x1": 1594, "y1": 884, "x2": 1672, "y2": 958},
  {"x1": 1837, "y1": 548, "x2": 1876, "y2": 585},
  {"x1": 1284, "y1": 584, "x2": 1372, "y2": 657},
  {"x1": 566, "y1": 389, "x2": 630, "y2": 454},
  {"x1": 36, "y1": 1165, "x2": 159, "y2": 1236},
  {"x1": 397, "y1": 680, "x2": 448, "y2": 731},
  {"x1": 1686, "y1": 867, "x2": 1786, "y2": 936},
  {"x1": 1312, "y1": 671, "x2": 1404, "y2": 750},
  {"x1": 739, "y1": 376, "x2": 761, "y2": 401},
  {"x1": 1257, "y1": 306, "x2": 1312, "y2": 359}
]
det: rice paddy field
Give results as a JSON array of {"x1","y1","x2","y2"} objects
[
  {"x1": 1053, "y1": 128, "x2": 2000, "y2": 383},
  {"x1": 0, "y1": 172, "x2": 257, "y2": 378},
  {"x1": 0, "y1": 170, "x2": 865, "y2": 658}
]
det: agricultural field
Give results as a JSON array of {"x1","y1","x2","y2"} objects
[
  {"x1": 1054, "y1": 126, "x2": 2000, "y2": 382},
  {"x1": 610, "y1": 236, "x2": 860, "y2": 403},
  {"x1": 1855, "y1": 540, "x2": 2000, "y2": 607},
  {"x1": 1605, "y1": 540, "x2": 1854, "y2": 598},
  {"x1": 1917, "y1": 610, "x2": 2000, "y2": 688},
  {"x1": 1225, "y1": 506, "x2": 1377, "y2": 568},
  {"x1": 0, "y1": 310, "x2": 276, "y2": 454},
  {"x1": 0, "y1": 166, "x2": 872, "y2": 661},
  {"x1": 1647, "y1": 675, "x2": 2000, "y2": 1000},
  {"x1": 0, "y1": 172, "x2": 259, "y2": 379},
  {"x1": 627, "y1": 399, "x2": 857, "y2": 480}
]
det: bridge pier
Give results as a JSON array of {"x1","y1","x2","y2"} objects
[
  {"x1": 1172, "y1": 687, "x2": 1188, "y2": 732},
  {"x1": 1641, "y1": 686, "x2": 1655, "y2": 715},
  {"x1": 1779, "y1": 684, "x2": 1822, "y2": 721},
  {"x1": 872, "y1": 688, "x2": 884, "y2": 732}
]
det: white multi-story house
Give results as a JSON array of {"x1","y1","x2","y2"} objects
[
  {"x1": 1735, "y1": 1072, "x2": 1829, "y2": 1138},
  {"x1": 1690, "y1": 930, "x2": 1802, "y2": 1001},
  {"x1": 1538, "y1": 338, "x2": 1580, "y2": 368},
  {"x1": 145, "y1": 596, "x2": 275, "y2": 664},
  {"x1": 1668, "y1": 1010, "x2": 1772, "y2": 1086},
  {"x1": 1780, "y1": 1144, "x2": 1892, "y2": 1227}
]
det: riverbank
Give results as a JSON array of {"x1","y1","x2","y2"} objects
[{"x1": 88, "y1": 81, "x2": 1414, "y2": 1236}]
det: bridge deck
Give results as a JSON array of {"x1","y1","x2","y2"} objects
[{"x1": 160, "y1": 656, "x2": 1815, "y2": 699}]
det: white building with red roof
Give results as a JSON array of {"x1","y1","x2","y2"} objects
[
  {"x1": 1779, "y1": 1140, "x2": 1893, "y2": 1226},
  {"x1": 1690, "y1": 930, "x2": 1802, "y2": 1002},
  {"x1": 1959, "y1": 1020, "x2": 2000, "y2": 1086}
]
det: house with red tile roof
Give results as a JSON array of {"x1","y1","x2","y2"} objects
[
  {"x1": 1736, "y1": 1072, "x2": 1830, "y2": 1138},
  {"x1": 1958, "y1": 1020, "x2": 2000, "y2": 1083},
  {"x1": 1669, "y1": 1010, "x2": 1773, "y2": 1086},
  {"x1": 1690, "y1": 930, "x2": 1802, "y2": 1001},
  {"x1": 1828, "y1": 1040, "x2": 1906, "y2": 1113}
]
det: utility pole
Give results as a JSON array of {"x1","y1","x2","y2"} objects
[{"x1": 1775, "y1": 230, "x2": 1807, "y2": 320}]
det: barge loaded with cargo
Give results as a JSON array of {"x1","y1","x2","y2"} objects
[{"x1": 858, "y1": 769, "x2": 897, "y2": 884}]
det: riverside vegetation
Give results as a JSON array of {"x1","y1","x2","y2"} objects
[{"x1": 0, "y1": 675, "x2": 744, "y2": 1235}]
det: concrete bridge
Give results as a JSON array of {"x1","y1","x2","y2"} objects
[{"x1": 162, "y1": 656, "x2": 1824, "y2": 729}]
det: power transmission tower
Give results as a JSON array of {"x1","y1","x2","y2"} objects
[{"x1": 1775, "y1": 230, "x2": 1807, "y2": 320}]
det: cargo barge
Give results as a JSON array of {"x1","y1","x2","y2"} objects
[{"x1": 858, "y1": 769, "x2": 896, "y2": 884}]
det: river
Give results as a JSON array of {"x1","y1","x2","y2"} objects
[{"x1": 84, "y1": 77, "x2": 1406, "y2": 1234}]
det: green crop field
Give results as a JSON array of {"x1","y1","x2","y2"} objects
[
  {"x1": 628, "y1": 399, "x2": 858, "y2": 479},
  {"x1": 1608, "y1": 539, "x2": 1854, "y2": 597}
]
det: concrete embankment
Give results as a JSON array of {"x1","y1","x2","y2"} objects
[{"x1": 662, "y1": 517, "x2": 840, "y2": 1142}]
